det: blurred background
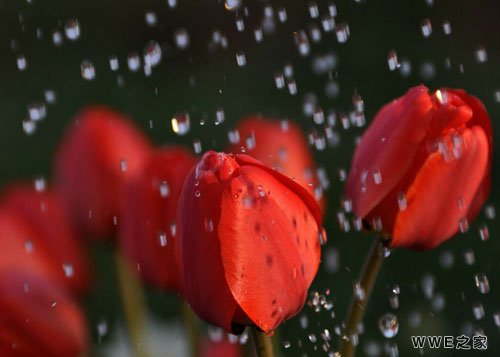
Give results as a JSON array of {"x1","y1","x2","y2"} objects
[{"x1": 0, "y1": 0, "x2": 499, "y2": 355}]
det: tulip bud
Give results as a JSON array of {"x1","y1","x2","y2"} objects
[
  {"x1": 227, "y1": 116, "x2": 325, "y2": 211},
  {"x1": 54, "y1": 106, "x2": 152, "y2": 240},
  {"x1": 119, "y1": 146, "x2": 196, "y2": 293},
  {"x1": 345, "y1": 86, "x2": 492, "y2": 249},
  {"x1": 2, "y1": 184, "x2": 92, "y2": 295},
  {"x1": 177, "y1": 151, "x2": 324, "y2": 334},
  {"x1": 0, "y1": 269, "x2": 87, "y2": 356}
]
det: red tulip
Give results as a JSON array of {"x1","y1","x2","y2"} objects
[
  {"x1": 119, "y1": 146, "x2": 197, "y2": 293},
  {"x1": 177, "y1": 151, "x2": 325, "y2": 334},
  {"x1": 199, "y1": 337, "x2": 242, "y2": 357},
  {"x1": 2, "y1": 184, "x2": 92, "y2": 295},
  {"x1": 0, "y1": 208, "x2": 62, "y2": 285},
  {"x1": 0, "y1": 269, "x2": 88, "y2": 357},
  {"x1": 227, "y1": 116, "x2": 325, "y2": 211},
  {"x1": 54, "y1": 106, "x2": 152, "y2": 240},
  {"x1": 345, "y1": 86, "x2": 492, "y2": 250}
]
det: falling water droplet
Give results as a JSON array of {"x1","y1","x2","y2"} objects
[{"x1": 378, "y1": 313, "x2": 399, "y2": 338}]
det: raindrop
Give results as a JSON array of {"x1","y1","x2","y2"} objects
[
  {"x1": 484, "y1": 204, "x2": 496, "y2": 219},
  {"x1": 293, "y1": 31, "x2": 310, "y2": 56},
  {"x1": 322, "y1": 15, "x2": 335, "y2": 32},
  {"x1": 421, "y1": 19, "x2": 432, "y2": 38},
  {"x1": 127, "y1": 52, "x2": 141, "y2": 72},
  {"x1": 254, "y1": 27, "x2": 263, "y2": 43},
  {"x1": 283, "y1": 341, "x2": 291, "y2": 349},
  {"x1": 171, "y1": 112, "x2": 191, "y2": 135},
  {"x1": 387, "y1": 50, "x2": 399, "y2": 71},
  {"x1": 397, "y1": 192, "x2": 407, "y2": 211},
  {"x1": 143, "y1": 41, "x2": 162, "y2": 67},
  {"x1": 17, "y1": 55, "x2": 27, "y2": 71},
  {"x1": 442, "y1": 20, "x2": 452, "y2": 35},
  {"x1": 204, "y1": 218, "x2": 214, "y2": 232},
  {"x1": 52, "y1": 31, "x2": 63, "y2": 46},
  {"x1": 44, "y1": 89, "x2": 57, "y2": 104},
  {"x1": 472, "y1": 302, "x2": 485, "y2": 320},
  {"x1": 33, "y1": 177, "x2": 46, "y2": 192},
  {"x1": 157, "y1": 231, "x2": 167, "y2": 247},
  {"x1": 474, "y1": 273, "x2": 490, "y2": 294},
  {"x1": 439, "y1": 250, "x2": 454, "y2": 269},
  {"x1": 145, "y1": 11, "x2": 157, "y2": 26},
  {"x1": 283, "y1": 63, "x2": 294, "y2": 78},
  {"x1": 421, "y1": 274, "x2": 435, "y2": 299},
  {"x1": 193, "y1": 139, "x2": 202, "y2": 154},
  {"x1": 23, "y1": 120, "x2": 36, "y2": 135},
  {"x1": 62, "y1": 263, "x2": 74, "y2": 278},
  {"x1": 464, "y1": 249, "x2": 475, "y2": 265},
  {"x1": 475, "y1": 46, "x2": 487, "y2": 63},
  {"x1": 64, "y1": 19, "x2": 81, "y2": 40},
  {"x1": 431, "y1": 293, "x2": 445, "y2": 312},
  {"x1": 24, "y1": 240, "x2": 34, "y2": 253},
  {"x1": 309, "y1": 24, "x2": 322, "y2": 43},
  {"x1": 120, "y1": 159, "x2": 128, "y2": 172},
  {"x1": 27, "y1": 102, "x2": 46, "y2": 121},
  {"x1": 109, "y1": 55, "x2": 119, "y2": 71},
  {"x1": 81, "y1": 60, "x2": 96, "y2": 80},
  {"x1": 167, "y1": 0, "x2": 177, "y2": 8},
  {"x1": 493, "y1": 312, "x2": 500, "y2": 327},
  {"x1": 228, "y1": 129, "x2": 240, "y2": 144},
  {"x1": 224, "y1": 0, "x2": 242, "y2": 11},
  {"x1": 274, "y1": 72, "x2": 285, "y2": 89},
  {"x1": 236, "y1": 52, "x2": 247, "y2": 67},
  {"x1": 353, "y1": 282, "x2": 365, "y2": 301},
  {"x1": 235, "y1": 16, "x2": 245, "y2": 32},
  {"x1": 287, "y1": 79, "x2": 297, "y2": 95},
  {"x1": 277, "y1": 7, "x2": 287, "y2": 23},
  {"x1": 378, "y1": 313, "x2": 399, "y2": 338},
  {"x1": 335, "y1": 23, "x2": 350, "y2": 43},
  {"x1": 174, "y1": 28, "x2": 190, "y2": 49},
  {"x1": 478, "y1": 224, "x2": 489, "y2": 241},
  {"x1": 159, "y1": 181, "x2": 170, "y2": 198},
  {"x1": 308, "y1": 2, "x2": 319, "y2": 18}
]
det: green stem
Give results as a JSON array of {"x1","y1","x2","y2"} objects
[
  {"x1": 251, "y1": 326, "x2": 274, "y2": 357},
  {"x1": 114, "y1": 251, "x2": 149, "y2": 357},
  {"x1": 180, "y1": 301, "x2": 200, "y2": 357},
  {"x1": 339, "y1": 237, "x2": 386, "y2": 357}
]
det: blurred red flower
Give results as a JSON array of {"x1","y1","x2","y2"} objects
[
  {"x1": 177, "y1": 151, "x2": 325, "y2": 334},
  {"x1": 227, "y1": 116, "x2": 325, "y2": 211},
  {"x1": 54, "y1": 106, "x2": 152, "y2": 240},
  {"x1": 0, "y1": 270, "x2": 88, "y2": 357},
  {"x1": 345, "y1": 86, "x2": 492, "y2": 249},
  {"x1": 119, "y1": 146, "x2": 196, "y2": 293},
  {"x1": 2, "y1": 184, "x2": 92, "y2": 295}
]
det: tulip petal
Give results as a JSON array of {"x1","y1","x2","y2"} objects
[
  {"x1": 0, "y1": 270, "x2": 87, "y2": 356},
  {"x1": 345, "y1": 85, "x2": 434, "y2": 218},
  {"x1": 235, "y1": 154, "x2": 322, "y2": 227},
  {"x1": 391, "y1": 126, "x2": 489, "y2": 249},
  {"x1": 218, "y1": 165, "x2": 321, "y2": 333},
  {"x1": 177, "y1": 154, "x2": 241, "y2": 332},
  {"x1": 3, "y1": 185, "x2": 92, "y2": 295},
  {"x1": 228, "y1": 117, "x2": 325, "y2": 210},
  {"x1": 119, "y1": 147, "x2": 196, "y2": 293},
  {"x1": 54, "y1": 106, "x2": 151, "y2": 239}
]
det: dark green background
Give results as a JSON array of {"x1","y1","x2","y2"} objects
[{"x1": 1, "y1": 0, "x2": 499, "y2": 356}]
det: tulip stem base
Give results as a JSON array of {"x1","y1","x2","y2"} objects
[
  {"x1": 180, "y1": 301, "x2": 200, "y2": 357},
  {"x1": 339, "y1": 237, "x2": 386, "y2": 357},
  {"x1": 114, "y1": 251, "x2": 149, "y2": 357},
  {"x1": 251, "y1": 327, "x2": 274, "y2": 357}
]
